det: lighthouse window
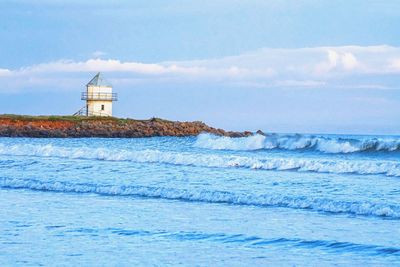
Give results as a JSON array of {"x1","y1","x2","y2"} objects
[{"x1": 101, "y1": 105, "x2": 105, "y2": 111}]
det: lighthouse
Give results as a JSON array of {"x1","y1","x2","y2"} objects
[{"x1": 76, "y1": 72, "x2": 117, "y2": 117}]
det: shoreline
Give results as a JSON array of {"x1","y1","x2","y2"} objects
[{"x1": 0, "y1": 114, "x2": 255, "y2": 138}]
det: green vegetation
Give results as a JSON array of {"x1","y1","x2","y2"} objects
[
  {"x1": 0, "y1": 114, "x2": 113, "y2": 122},
  {"x1": 0, "y1": 114, "x2": 177, "y2": 124}
]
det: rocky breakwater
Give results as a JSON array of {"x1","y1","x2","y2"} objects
[{"x1": 0, "y1": 115, "x2": 254, "y2": 138}]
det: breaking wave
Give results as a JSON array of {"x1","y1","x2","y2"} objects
[
  {"x1": 194, "y1": 133, "x2": 400, "y2": 154},
  {"x1": 1, "y1": 177, "x2": 399, "y2": 218},
  {"x1": 0, "y1": 143, "x2": 399, "y2": 176}
]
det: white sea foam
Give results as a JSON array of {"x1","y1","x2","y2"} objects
[
  {"x1": 194, "y1": 133, "x2": 400, "y2": 153},
  {"x1": 0, "y1": 143, "x2": 399, "y2": 176},
  {"x1": 1, "y1": 177, "x2": 399, "y2": 218},
  {"x1": 195, "y1": 134, "x2": 266, "y2": 151}
]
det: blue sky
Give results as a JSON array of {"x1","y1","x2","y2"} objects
[{"x1": 1, "y1": 0, "x2": 400, "y2": 134}]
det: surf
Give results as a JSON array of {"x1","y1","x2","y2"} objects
[
  {"x1": 194, "y1": 133, "x2": 400, "y2": 154},
  {"x1": 1, "y1": 177, "x2": 399, "y2": 219},
  {"x1": 1, "y1": 143, "x2": 399, "y2": 176}
]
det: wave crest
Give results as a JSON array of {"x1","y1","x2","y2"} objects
[
  {"x1": 1, "y1": 177, "x2": 399, "y2": 218},
  {"x1": 1, "y1": 143, "x2": 399, "y2": 176},
  {"x1": 194, "y1": 133, "x2": 400, "y2": 153}
]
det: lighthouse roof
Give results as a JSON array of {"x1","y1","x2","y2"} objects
[{"x1": 86, "y1": 72, "x2": 112, "y2": 87}]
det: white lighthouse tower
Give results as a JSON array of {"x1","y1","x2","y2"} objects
[{"x1": 76, "y1": 72, "x2": 117, "y2": 117}]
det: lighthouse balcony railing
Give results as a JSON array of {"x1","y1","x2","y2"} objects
[{"x1": 81, "y1": 92, "x2": 118, "y2": 101}]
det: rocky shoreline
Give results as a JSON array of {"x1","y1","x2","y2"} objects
[{"x1": 0, "y1": 115, "x2": 255, "y2": 138}]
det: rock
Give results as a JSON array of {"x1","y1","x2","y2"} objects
[
  {"x1": 243, "y1": 131, "x2": 253, "y2": 136},
  {"x1": 0, "y1": 115, "x2": 252, "y2": 138},
  {"x1": 256, "y1": 130, "x2": 265, "y2": 136}
]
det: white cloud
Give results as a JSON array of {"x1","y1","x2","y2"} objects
[
  {"x1": 2, "y1": 45, "x2": 400, "y2": 92},
  {"x1": 275, "y1": 80, "x2": 326, "y2": 87},
  {"x1": 389, "y1": 58, "x2": 400, "y2": 70},
  {"x1": 19, "y1": 59, "x2": 202, "y2": 75},
  {"x1": 342, "y1": 52, "x2": 358, "y2": 70},
  {"x1": 314, "y1": 49, "x2": 360, "y2": 74},
  {"x1": 0, "y1": 68, "x2": 12, "y2": 77}
]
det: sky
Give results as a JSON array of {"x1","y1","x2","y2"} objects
[{"x1": 1, "y1": 0, "x2": 400, "y2": 134}]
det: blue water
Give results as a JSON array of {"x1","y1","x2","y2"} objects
[{"x1": 1, "y1": 133, "x2": 400, "y2": 266}]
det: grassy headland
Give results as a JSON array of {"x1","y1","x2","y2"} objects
[{"x1": 0, "y1": 114, "x2": 252, "y2": 138}]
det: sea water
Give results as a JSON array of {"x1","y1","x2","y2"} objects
[{"x1": 0, "y1": 133, "x2": 400, "y2": 266}]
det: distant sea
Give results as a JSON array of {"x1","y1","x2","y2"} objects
[{"x1": 1, "y1": 133, "x2": 400, "y2": 266}]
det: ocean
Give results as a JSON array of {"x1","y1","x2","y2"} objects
[{"x1": 1, "y1": 133, "x2": 400, "y2": 266}]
